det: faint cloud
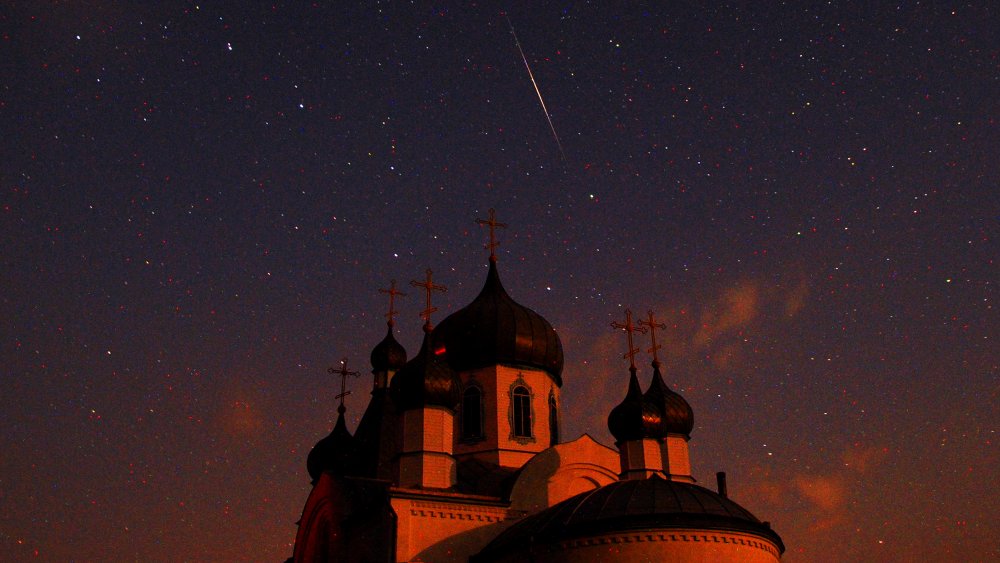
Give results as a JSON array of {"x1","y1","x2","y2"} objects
[
  {"x1": 693, "y1": 282, "x2": 760, "y2": 348},
  {"x1": 784, "y1": 278, "x2": 809, "y2": 318},
  {"x1": 793, "y1": 474, "x2": 847, "y2": 512},
  {"x1": 217, "y1": 382, "x2": 267, "y2": 443}
]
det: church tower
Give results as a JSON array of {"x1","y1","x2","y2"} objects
[
  {"x1": 353, "y1": 280, "x2": 408, "y2": 481},
  {"x1": 390, "y1": 270, "x2": 462, "y2": 489},
  {"x1": 434, "y1": 210, "x2": 564, "y2": 469}
]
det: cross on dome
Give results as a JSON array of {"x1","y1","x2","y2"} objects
[
  {"x1": 611, "y1": 309, "x2": 647, "y2": 371},
  {"x1": 476, "y1": 208, "x2": 507, "y2": 262},
  {"x1": 378, "y1": 279, "x2": 407, "y2": 327},
  {"x1": 409, "y1": 269, "x2": 447, "y2": 332},
  {"x1": 329, "y1": 357, "x2": 360, "y2": 414},
  {"x1": 638, "y1": 310, "x2": 666, "y2": 366}
]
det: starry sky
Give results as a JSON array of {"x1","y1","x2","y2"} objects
[{"x1": 2, "y1": 2, "x2": 997, "y2": 561}]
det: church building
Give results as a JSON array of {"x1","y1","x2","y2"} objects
[{"x1": 290, "y1": 212, "x2": 784, "y2": 562}]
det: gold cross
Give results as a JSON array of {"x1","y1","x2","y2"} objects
[
  {"x1": 329, "y1": 357, "x2": 360, "y2": 412},
  {"x1": 378, "y1": 279, "x2": 407, "y2": 327},
  {"x1": 610, "y1": 309, "x2": 647, "y2": 370},
  {"x1": 638, "y1": 310, "x2": 666, "y2": 365},
  {"x1": 476, "y1": 208, "x2": 507, "y2": 261},
  {"x1": 409, "y1": 269, "x2": 447, "y2": 331}
]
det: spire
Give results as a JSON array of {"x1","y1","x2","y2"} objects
[
  {"x1": 372, "y1": 281, "x2": 408, "y2": 376},
  {"x1": 476, "y1": 208, "x2": 507, "y2": 263},
  {"x1": 306, "y1": 359, "x2": 361, "y2": 483},
  {"x1": 638, "y1": 311, "x2": 693, "y2": 437},
  {"x1": 409, "y1": 268, "x2": 447, "y2": 332},
  {"x1": 608, "y1": 309, "x2": 660, "y2": 444}
]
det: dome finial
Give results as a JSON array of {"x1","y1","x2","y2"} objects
[
  {"x1": 378, "y1": 279, "x2": 407, "y2": 328},
  {"x1": 476, "y1": 208, "x2": 507, "y2": 263},
  {"x1": 610, "y1": 309, "x2": 647, "y2": 371},
  {"x1": 409, "y1": 268, "x2": 447, "y2": 332},
  {"x1": 638, "y1": 310, "x2": 666, "y2": 368},
  {"x1": 329, "y1": 357, "x2": 360, "y2": 411}
]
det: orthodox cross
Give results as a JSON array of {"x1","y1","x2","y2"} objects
[
  {"x1": 409, "y1": 268, "x2": 447, "y2": 331},
  {"x1": 329, "y1": 357, "x2": 360, "y2": 414},
  {"x1": 378, "y1": 279, "x2": 407, "y2": 327},
  {"x1": 638, "y1": 310, "x2": 666, "y2": 366},
  {"x1": 476, "y1": 208, "x2": 507, "y2": 262},
  {"x1": 610, "y1": 309, "x2": 647, "y2": 371}
]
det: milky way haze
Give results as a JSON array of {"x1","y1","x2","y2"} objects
[{"x1": 2, "y1": 3, "x2": 997, "y2": 561}]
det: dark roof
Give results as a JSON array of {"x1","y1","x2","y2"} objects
[
  {"x1": 436, "y1": 260, "x2": 564, "y2": 384},
  {"x1": 390, "y1": 331, "x2": 461, "y2": 410},
  {"x1": 306, "y1": 408, "x2": 359, "y2": 483},
  {"x1": 644, "y1": 362, "x2": 694, "y2": 436},
  {"x1": 607, "y1": 368, "x2": 663, "y2": 442},
  {"x1": 370, "y1": 324, "x2": 407, "y2": 372},
  {"x1": 474, "y1": 477, "x2": 784, "y2": 560}
]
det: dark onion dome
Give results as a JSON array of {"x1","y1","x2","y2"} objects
[
  {"x1": 644, "y1": 362, "x2": 694, "y2": 437},
  {"x1": 608, "y1": 368, "x2": 663, "y2": 443},
  {"x1": 435, "y1": 260, "x2": 564, "y2": 385},
  {"x1": 390, "y1": 331, "x2": 461, "y2": 411},
  {"x1": 473, "y1": 477, "x2": 784, "y2": 561},
  {"x1": 306, "y1": 406, "x2": 359, "y2": 483},
  {"x1": 370, "y1": 323, "x2": 407, "y2": 372}
]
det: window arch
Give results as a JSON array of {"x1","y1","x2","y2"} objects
[
  {"x1": 512, "y1": 386, "x2": 532, "y2": 438},
  {"x1": 461, "y1": 385, "x2": 484, "y2": 440}
]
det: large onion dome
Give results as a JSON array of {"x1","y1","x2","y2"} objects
[
  {"x1": 608, "y1": 368, "x2": 663, "y2": 443},
  {"x1": 435, "y1": 260, "x2": 564, "y2": 385},
  {"x1": 644, "y1": 362, "x2": 694, "y2": 437},
  {"x1": 472, "y1": 476, "x2": 784, "y2": 561},
  {"x1": 306, "y1": 405, "x2": 359, "y2": 483},
  {"x1": 370, "y1": 323, "x2": 407, "y2": 373},
  {"x1": 390, "y1": 331, "x2": 461, "y2": 411}
]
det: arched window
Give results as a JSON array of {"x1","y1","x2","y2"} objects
[
  {"x1": 462, "y1": 386, "x2": 483, "y2": 440},
  {"x1": 512, "y1": 386, "x2": 532, "y2": 438},
  {"x1": 548, "y1": 392, "x2": 559, "y2": 446}
]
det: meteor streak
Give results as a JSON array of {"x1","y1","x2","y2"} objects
[{"x1": 505, "y1": 15, "x2": 566, "y2": 162}]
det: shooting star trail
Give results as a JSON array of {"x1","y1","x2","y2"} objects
[{"x1": 505, "y1": 15, "x2": 566, "y2": 162}]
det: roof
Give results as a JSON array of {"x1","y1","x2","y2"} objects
[
  {"x1": 474, "y1": 476, "x2": 784, "y2": 560},
  {"x1": 436, "y1": 260, "x2": 564, "y2": 383}
]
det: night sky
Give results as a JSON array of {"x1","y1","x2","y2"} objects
[{"x1": 2, "y1": 2, "x2": 997, "y2": 561}]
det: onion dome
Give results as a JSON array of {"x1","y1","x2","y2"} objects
[
  {"x1": 644, "y1": 362, "x2": 694, "y2": 437},
  {"x1": 390, "y1": 331, "x2": 461, "y2": 411},
  {"x1": 608, "y1": 368, "x2": 662, "y2": 443},
  {"x1": 370, "y1": 323, "x2": 407, "y2": 373},
  {"x1": 473, "y1": 477, "x2": 784, "y2": 561},
  {"x1": 435, "y1": 260, "x2": 564, "y2": 385},
  {"x1": 306, "y1": 405, "x2": 359, "y2": 483}
]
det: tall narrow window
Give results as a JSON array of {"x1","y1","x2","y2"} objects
[
  {"x1": 548, "y1": 393, "x2": 559, "y2": 446},
  {"x1": 512, "y1": 386, "x2": 532, "y2": 438},
  {"x1": 462, "y1": 386, "x2": 483, "y2": 440}
]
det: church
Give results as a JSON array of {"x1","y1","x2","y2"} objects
[{"x1": 289, "y1": 212, "x2": 784, "y2": 562}]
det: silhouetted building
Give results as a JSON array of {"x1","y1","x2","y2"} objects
[{"x1": 291, "y1": 223, "x2": 783, "y2": 562}]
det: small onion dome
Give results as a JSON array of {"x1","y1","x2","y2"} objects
[
  {"x1": 473, "y1": 477, "x2": 784, "y2": 561},
  {"x1": 306, "y1": 405, "x2": 359, "y2": 483},
  {"x1": 608, "y1": 368, "x2": 662, "y2": 443},
  {"x1": 390, "y1": 331, "x2": 461, "y2": 411},
  {"x1": 644, "y1": 362, "x2": 694, "y2": 437},
  {"x1": 435, "y1": 260, "x2": 564, "y2": 385},
  {"x1": 370, "y1": 323, "x2": 407, "y2": 373}
]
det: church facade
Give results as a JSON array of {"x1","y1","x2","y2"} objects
[{"x1": 290, "y1": 217, "x2": 784, "y2": 562}]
